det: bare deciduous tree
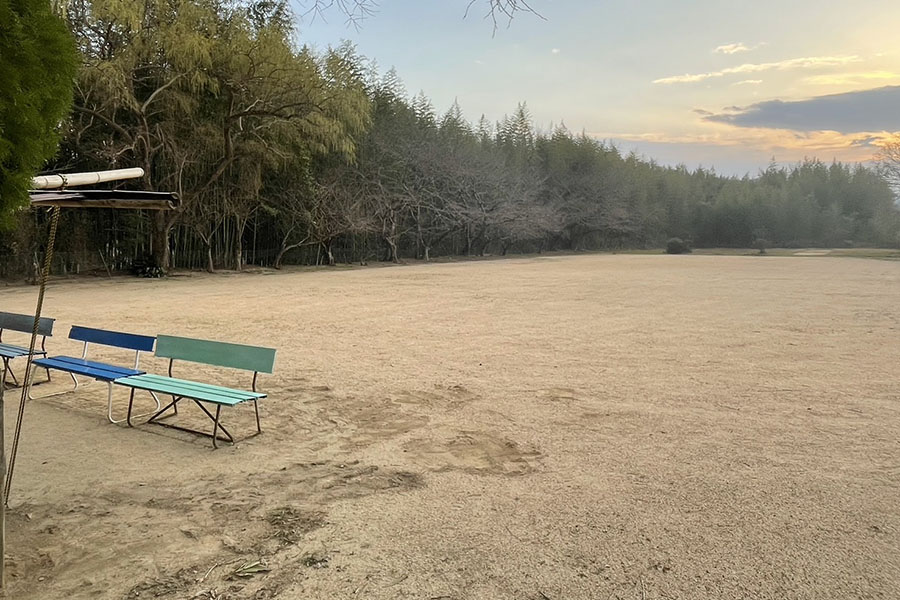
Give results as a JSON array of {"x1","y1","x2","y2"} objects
[
  {"x1": 877, "y1": 137, "x2": 900, "y2": 196},
  {"x1": 303, "y1": 0, "x2": 541, "y2": 31}
]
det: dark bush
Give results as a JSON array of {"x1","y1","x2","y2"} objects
[
  {"x1": 753, "y1": 238, "x2": 770, "y2": 254},
  {"x1": 666, "y1": 238, "x2": 691, "y2": 254},
  {"x1": 131, "y1": 257, "x2": 165, "y2": 278}
]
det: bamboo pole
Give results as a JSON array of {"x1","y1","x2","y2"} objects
[{"x1": 31, "y1": 168, "x2": 144, "y2": 190}]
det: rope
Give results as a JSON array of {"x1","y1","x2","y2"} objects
[{"x1": 5, "y1": 206, "x2": 61, "y2": 504}]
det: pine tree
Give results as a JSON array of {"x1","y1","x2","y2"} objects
[
  {"x1": 440, "y1": 99, "x2": 472, "y2": 144},
  {"x1": 0, "y1": 0, "x2": 77, "y2": 222},
  {"x1": 476, "y1": 114, "x2": 494, "y2": 146},
  {"x1": 412, "y1": 91, "x2": 437, "y2": 128}
]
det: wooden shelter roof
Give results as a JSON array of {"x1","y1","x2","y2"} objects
[{"x1": 28, "y1": 189, "x2": 180, "y2": 210}]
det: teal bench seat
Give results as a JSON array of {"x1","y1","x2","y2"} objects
[
  {"x1": 115, "y1": 335, "x2": 276, "y2": 448},
  {"x1": 119, "y1": 373, "x2": 265, "y2": 406},
  {"x1": 30, "y1": 326, "x2": 159, "y2": 423}
]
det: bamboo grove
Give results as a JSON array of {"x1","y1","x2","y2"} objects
[{"x1": 2, "y1": 0, "x2": 899, "y2": 278}]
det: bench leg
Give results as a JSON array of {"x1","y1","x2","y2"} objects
[
  {"x1": 190, "y1": 400, "x2": 234, "y2": 448},
  {"x1": 3, "y1": 358, "x2": 17, "y2": 388},
  {"x1": 211, "y1": 405, "x2": 222, "y2": 449},
  {"x1": 111, "y1": 386, "x2": 160, "y2": 425},
  {"x1": 146, "y1": 394, "x2": 182, "y2": 424},
  {"x1": 2, "y1": 357, "x2": 51, "y2": 390},
  {"x1": 254, "y1": 399, "x2": 261, "y2": 434},
  {"x1": 126, "y1": 387, "x2": 137, "y2": 427},
  {"x1": 27, "y1": 370, "x2": 79, "y2": 401},
  {"x1": 144, "y1": 396, "x2": 234, "y2": 448}
]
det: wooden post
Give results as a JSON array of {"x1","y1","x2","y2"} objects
[{"x1": 1, "y1": 365, "x2": 6, "y2": 592}]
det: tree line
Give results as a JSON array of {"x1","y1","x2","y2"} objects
[{"x1": 1, "y1": 0, "x2": 898, "y2": 279}]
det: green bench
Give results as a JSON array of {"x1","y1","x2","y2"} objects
[
  {"x1": 0, "y1": 311, "x2": 55, "y2": 387},
  {"x1": 115, "y1": 335, "x2": 276, "y2": 448}
]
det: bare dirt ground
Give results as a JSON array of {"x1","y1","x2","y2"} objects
[{"x1": 1, "y1": 254, "x2": 899, "y2": 599}]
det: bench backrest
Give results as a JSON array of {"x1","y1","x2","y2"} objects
[
  {"x1": 0, "y1": 311, "x2": 54, "y2": 337},
  {"x1": 156, "y1": 334, "x2": 276, "y2": 374},
  {"x1": 70, "y1": 326, "x2": 155, "y2": 352}
]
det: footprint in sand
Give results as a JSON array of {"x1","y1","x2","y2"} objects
[{"x1": 403, "y1": 430, "x2": 541, "y2": 476}]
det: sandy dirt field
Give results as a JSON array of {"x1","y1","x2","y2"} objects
[{"x1": 1, "y1": 254, "x2": 898, "y2": 599}]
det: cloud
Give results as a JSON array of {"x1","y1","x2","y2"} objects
[
  {"x1": 655, "y1": 72, "x2": 715, "y2": 84},
  {"x1": 594, "y1": 130, "x2": 890, "y2": 176},
  {"x1": 596, "y1": 128, "x2": 895, "y2": 160},
  {"x1": 850, "y1": 135, "x2": 882, "y2": 148},
  {"x1": 714, "y1": 43, "x2": 750, "y2": 54},
  {"x1": 551, "y1": 48, "x2": 561, "y2": 54},
  {"x1": 703, "y1": 85, "x2": 900, "y2": 133},
  {"x1": 653, "y1": 55, "x2": 862, "y2": 85},
  {"x1": 803, "y1": 71, "x2": 900, "y2": 86},
  {"x1": 733, "y1": 79, "x2": 763, "y2": 86}
]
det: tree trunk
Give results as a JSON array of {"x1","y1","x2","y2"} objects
[
  {"x1": 383, "y1": 215, "x2": 400, "y2": 263},
  {"x1": 384, "y1": 236, "x2": 399, "y2": 263},
  {"x1": 323, "y1": 240, "x2": 336, "y2": 266},
  {"x1": 233, "y1": 216, "x2": 247, "y2": 272},
  {"x1": 151, "y1": 212, "x2": 173, "y2": 271},
  {"x1": 415, "y1": 206, "x2": 423, "y2": 259},
  {"x1": 274, "y1": 245, "x2": 288, "y2": 270},
  {"x1": 206, "y1": 243, "x2": 215, "y2": 273}
]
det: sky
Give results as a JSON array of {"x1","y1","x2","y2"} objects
[{"x1": 292, "y1": 0, "x2": 900, "y2": 176}]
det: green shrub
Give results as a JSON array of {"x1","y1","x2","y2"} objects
[{"x1": 666, "y1": 238, "x2": 691, "y2": 254}]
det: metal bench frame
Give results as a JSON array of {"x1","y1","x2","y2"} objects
[
  {"x1": 126, "y1": 364, "x2": 263, "y2": 448},
  {"x1": 0, "y1": 312, "x2": 55, "y2": 388},
  {"x1": 29, "y1": 326, "x2": 161, "y2": 423},
  {"x1": 117, "y1": 335, "x2": 276, "y2": 448}
]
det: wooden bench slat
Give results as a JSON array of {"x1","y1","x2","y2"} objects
[
  {"x1": 0, "y1": 312, "x2": 54, "y2": 337},
  {"x1": 156, "y1": 335, "x2": 276, "y2": 374},
  {"x1": 0, "y1": 343, "x2": 46, "y2": 359},
  {"x1": 34, "y1": 356, "x2": 143, "y2": 382},
  {"x1": 116, "y1": 374, "x2": 265, "y2": 406},
  {"x1": 0, "y1": 343, "x2": 29, "y2": 358},
  {"x1": 69, "y1": 326, "x2": 155, "y2": 352},
  {"x1": 135, "y1": 373, "x2": 264, "y2": 399}
]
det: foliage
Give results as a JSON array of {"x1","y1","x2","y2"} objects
[
  {"x1": 0, "y1": 0, "x2": 77, "y2": 224},
  {"x1": 61, "y1": 0, "x2": 370, "y2": 270},
  {"x1": 877, "y1": 136, "x2": 900, "y2": 197},
  {"x1": 1, "y1": 0, "x2": 897, "y2": 278},
  {"x1": 666, "y1": 238, "x2": 690, "y2": 255}
]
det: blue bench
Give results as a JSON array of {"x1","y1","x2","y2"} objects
[
  {"x1": 30, "y1": 326, "x2": 161, "y2": 423},
  {"x1": 116, "y1": 335, "x2": 276, "y2": 448},
  {"x1": 0, "y1": 311, "x2": 55, "y2": 387}
]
